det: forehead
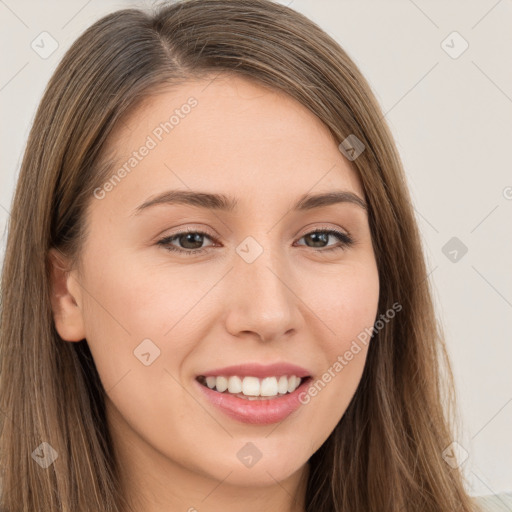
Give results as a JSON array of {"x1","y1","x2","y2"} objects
[{"x1": 97, "y1": 74, "x2": 364, "y2": 212}]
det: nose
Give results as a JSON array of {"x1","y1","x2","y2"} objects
[{"x1": 224, "y1": 242, "x2": 302, "y2": 343}]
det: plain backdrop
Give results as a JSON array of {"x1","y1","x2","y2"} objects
[{"x1": 1, "y1": 0, "x2": 511, "y2": 498}]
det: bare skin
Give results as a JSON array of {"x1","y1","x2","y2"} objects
[{"x1": 49, "y1": 74, "x2": 380, "y2": 512}]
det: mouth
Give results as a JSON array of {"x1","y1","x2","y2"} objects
[
  {"x1": 195, "y1": 374, "x2": 312, "y2": 400},
  {"x1": 194, "y1": 372, "x2": 313, "y2": 425},
  {"x1": 193, "y1": 362, "x2": 314, "y2": 424}
]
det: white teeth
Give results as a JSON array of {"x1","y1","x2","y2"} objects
[
  {"x1": 260, "y1": 376, "x2": 278, "y2": 396},
  {"x1": 201, "y1": 375, "x2": 304, "y2": 397},
  {"x1": 227, "y1": 376, "x2": 242, "y2": 394},
  {"x1": 277, "y1": 375, "x2": 288, "y2": 394},
  {"x1": 242, "y1": 376, "x2": 260, "y2": 396},
  {"x1": 216, "y1": 376, "x2": 228, "y2": 392},
  {"x1": 287, "y1": 375, "x2": 298, "y2": 393}
]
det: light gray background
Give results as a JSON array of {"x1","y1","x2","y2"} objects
[{"x1": 1, "y1": 0, "x2": 511, "y2": 499}]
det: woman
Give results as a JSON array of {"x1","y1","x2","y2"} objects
[{"x1": 0, "y1": 0, "x2": 482, "y2": 510}]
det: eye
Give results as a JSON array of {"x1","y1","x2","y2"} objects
[
  {"x1": 157, "y1": 227, "x2": 354, "y2": 256},
  {"x1": 295, "y1": 228, "x2": 354, "y2": 253},
  {"x1": 157, "y1": 228, "x2": 216, "y2": 257}
]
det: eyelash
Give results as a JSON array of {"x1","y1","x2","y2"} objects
[{"x1": 157, "y1": 227, "x2": 354, "y2": 257}]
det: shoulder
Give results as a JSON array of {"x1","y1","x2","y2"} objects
[{"x1": 471, "y1": 493, "x2": 512, "y2": 511}]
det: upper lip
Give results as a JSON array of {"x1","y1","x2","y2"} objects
[{"x1": 197, "y1": 362, "x2": 312, "y2": 379}]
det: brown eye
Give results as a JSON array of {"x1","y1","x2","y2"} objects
[
  {"x1": 157, "y1": 230, "x2": 216, "y2": 256},
  {"x1": 296, "y1": 229, "x2": 353, "y2": 252},
  {"x1": 175, "y1": 232, "x2": 207, "y2": 250}
]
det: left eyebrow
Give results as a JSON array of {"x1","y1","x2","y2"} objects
[
  {"x1": 131, "y1": 189, "x2": 367, "y2": 216},
  {"x1": 295, "y1": 191, "x2": 367, "y2": 211}
]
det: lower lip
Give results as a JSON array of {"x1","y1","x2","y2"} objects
[{"x1": 194, "y1": 377, "x2": 311, "y2": 425}]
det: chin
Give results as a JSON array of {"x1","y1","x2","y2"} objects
[{"x1": 203, "y1": 449, "x2": 308, "y2": 487}]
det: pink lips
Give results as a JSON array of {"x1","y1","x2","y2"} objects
[{"x1": 195, "y1": 362, "x2": 312, "y2": 425}]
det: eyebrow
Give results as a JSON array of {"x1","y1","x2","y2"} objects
[{"x1": 132, "y1": 189, "x2": 367, "y2": 216}]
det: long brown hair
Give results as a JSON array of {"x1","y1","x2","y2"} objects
[{"x1": 0, "y1": 0, "x2": 480, "y2": 510}]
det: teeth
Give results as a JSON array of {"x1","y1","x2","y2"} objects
[
  {"x1": 277, "y1": 375, "x2": 288, "y2": 394},
  {"x1": 260, "y1": 377, "x2": 277, "y2": 396},
  {"x1": 228, "y1": 376, "x2": 242, "y2": 394},
  {"x1": 216, "y1": 376, "x2": 228, "y2": 392},
  {"x1": 200, "y1": 375, "x2": 304, "y2": 397},
  {"x1": 242, "y1": 376, "x2": 260, "y2": 396},
  {"x1": 287, "y1": 375, "x2": 298, "y2": 393}
]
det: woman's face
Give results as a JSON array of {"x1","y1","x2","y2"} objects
[{"x1": 51, "y1": 74, "x2": 379, "y2": 503}]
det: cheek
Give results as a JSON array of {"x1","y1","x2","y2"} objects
[
  {"x1": 79, "y1": 244, "x2": 221, "y2": 399},
  {"x1": 295, "y1": 261, "x2": 379, "y2": 440},
  {"x1": 82, "y1": 243, "x2": 193, "y2": 337},
  {"x1": 305, "y1": 258, "x2": 380, "y2": 346},
  {"x1": 78, "y1": 249, "x2": 177, "y2": 387}
]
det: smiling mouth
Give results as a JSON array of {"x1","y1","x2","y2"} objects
[{"x1": 196, "y1": 374, "x2": 312, "y2": 400}]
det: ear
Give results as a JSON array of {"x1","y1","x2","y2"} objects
[{"x1": 47, "y1": 248, "x2": 86, "y2": 342}]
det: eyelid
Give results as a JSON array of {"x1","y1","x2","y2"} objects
[
  {"x1": 160, "y1": 225, "x2": 219, "y2": 241},
  {"x1": 296, "y1": 223, "x2": 352, "y2": 239}
]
